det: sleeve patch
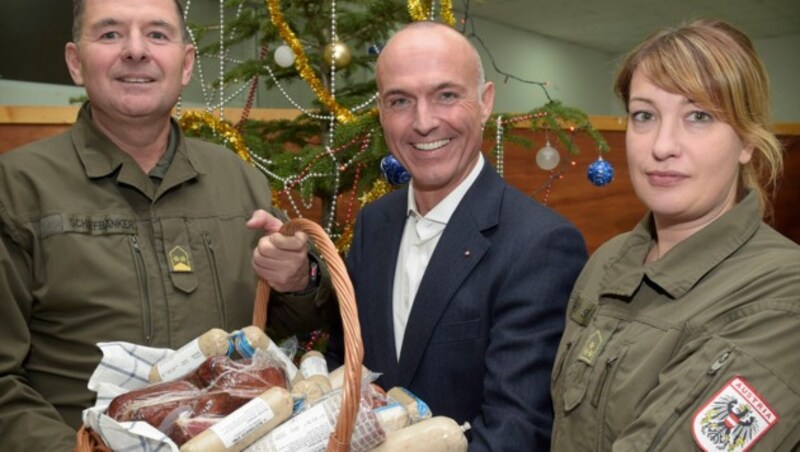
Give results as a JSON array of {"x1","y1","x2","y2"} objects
[{"x1": 692, "y1": 376, "x2": 779, "y2": 451}]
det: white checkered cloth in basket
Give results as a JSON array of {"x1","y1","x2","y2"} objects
[{"x1": 82, "y1": 341, "x2": 181, "y2": 452}]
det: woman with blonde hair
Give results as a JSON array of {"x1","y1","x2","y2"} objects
[{"x1": 550, "y1": 20, "x2": 799, "y2": 451}]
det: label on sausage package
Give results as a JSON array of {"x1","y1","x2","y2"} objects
[
  {"x1": 155, "y1": 338, "x2": 205, "y2": 381},
  {"x1": 269, "y1": 403, "x2": 333, "y2": 450},
  {"x1": 210, "y1": 396, "x2": 276, "y2": 448},
  {"x1": 300, "y1": 354, "x2": 328, "y2": 379},
  {"x1": 248, "y1": 391, "x2": 385, "y2": 451}
]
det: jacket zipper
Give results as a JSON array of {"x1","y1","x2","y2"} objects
[
  {"x1": 645, "y1": 350, "x2": 732, "y2": 452},
  {"x1": 594, "y1": 351, "x2": 626, "y2": 450},
  {"x1": 130, "y1": 235, "x2": 153, "y2": 343},
  {"x1": 203, "y1": 233, "x2": 227, "y2": 328},
  {"x1": 591, "y1": 355, "x2": 619, "y2": 408}
]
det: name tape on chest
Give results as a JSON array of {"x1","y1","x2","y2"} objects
[
  {"x1": 692, "y1": 376, "x2": 778, "y2": 451},
  {"x1": 41, "y1": 213, "x2": 138, "y2": 237}
]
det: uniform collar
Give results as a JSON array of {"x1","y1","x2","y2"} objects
[
  {"x1": 70, "y1": 103, "x2": 205, "y2": 197},
  {"x1": 600, "y1": 190, "x2": 761, "y2": 300}
]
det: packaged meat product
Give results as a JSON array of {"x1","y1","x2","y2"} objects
[
  {"x1": 107, "y1": 380, "x2": 201, "y2": 428},
  {"x1": 180, "y1": 387, "x2": 293, "y2": 452},
  {"x1": 149, "y1": 328, "x2": 233, "y2": 383},
  {"x1": 245, "y1": 388, "x2": 385, "y2": 452},
  {"x1": 371, "y1": 416, "x2": 469, "y2": 452},
  {"x1": 187, "y1": 353, "x2": 288, "y2": 391},
  {"x1": 385, "y1": 387, "x2": 431, "y2": 423},
  {"x1": 290, "y1": 351, "x2": 333, "y2": 405},
  {"x1": 166, "y1": 412, "x2": 225, "y2": 446},
  {"x1": 231, "y1": 326, "x2": 299, "y2": 382}
]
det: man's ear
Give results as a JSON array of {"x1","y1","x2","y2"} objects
[
  {"x1": 181, "y1": 44, "x2": 196, "y2": 86},
  {"x1": 480, "y1": 81, "x2": 495, "y2": 124},
  {"x1": 65, "y1": 42, "x2": 85, "y2": 86},
  {"x1": 376, "y1": 94, "x2": 385, "y2": 126}
]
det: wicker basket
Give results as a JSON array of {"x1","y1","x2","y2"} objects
[{"x1": 76, "y1": 218, "x2": 363, "y2": 452}]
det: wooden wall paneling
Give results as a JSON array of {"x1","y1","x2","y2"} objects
[{"x1": 481, "y1": 129, "x2": 645, "y2": 253}]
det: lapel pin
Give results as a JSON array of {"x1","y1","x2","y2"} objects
[{"x1": 464, "y1": 250, "x2": 471, "y2": 257}]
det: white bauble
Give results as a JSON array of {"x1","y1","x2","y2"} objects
[
  {"x1": 274, "y1": 44, "x2": 295, "y2": 68},
  {"x1": 536, "y1": 145, "x2": 560, "y2": 171}
]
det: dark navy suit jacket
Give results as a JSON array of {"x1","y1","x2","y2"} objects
[{"x1": 327, "y1": 163, "x2": 587, "y2": 450}]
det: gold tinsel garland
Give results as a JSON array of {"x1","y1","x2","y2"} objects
[
  {"x1": 408, "y1": 0, "x2": 455, "y2": 26},
  {"x1": 184, "y1": 1, "x2": 458, "y2": 250},
  {"x1": 178, "y1": 111, "x2": 252, "y2": 164},
  {"x1": 266, "y1": 0, "x2": 356, "y2": 124}
]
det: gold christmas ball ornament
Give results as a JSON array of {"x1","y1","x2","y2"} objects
[{"x1": 322, "y1": 41, "x2": 352, "y2": 70}]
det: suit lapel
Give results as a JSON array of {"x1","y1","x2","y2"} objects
[
  {"x1": 359, "y1": 189, "x2": 407, "y2": 381},
  {"x1": 396, "y1": 165, "x2": 504, "y2": 385}
]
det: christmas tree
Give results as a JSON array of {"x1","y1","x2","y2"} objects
[{"x1": 180, "y1": 0, "x2": 610, "y2": 247}]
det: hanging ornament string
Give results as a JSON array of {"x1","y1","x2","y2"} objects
[
  {"x1": 237, "y1": 44, "x2": 269, "y2": 131},
  {"x1": 266, "y1": 0, "x2": 356, "y2": 124},
  {"x1": 218, "y1": 0, "x2": 226, "y2": 120},
  {"x1": 275, "y1": 133, "x2": 370, "y2": 219},
  {"x1": 335, "y1": 178, "x2": 391, "y2": 252},
  {"x1": 407, "y1": 0, "x2": 455, "y2": 26},
  {"x1": 494, "y1": 115, "x2": 504, "y2": 177}
]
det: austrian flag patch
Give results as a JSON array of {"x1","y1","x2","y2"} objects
[{"x1": 692, "y1": 376, "x2": 778, "y2": 451}]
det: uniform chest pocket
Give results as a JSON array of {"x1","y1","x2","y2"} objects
[
  {"x1": 562, "y1": 316, "x2": 622, "y2": 413},
  {"x1": 161, "y1": 218, "x2": 198, "y2": 294}
]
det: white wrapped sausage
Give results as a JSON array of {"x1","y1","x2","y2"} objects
[
  {"x1": 232, "y1": 326, "x2": 298, "y2": 382},
  {"x1": 371, "y1": 416, "x2": 469, "y2": 452},
  {"x1": 179, "y1": 386, "x2": 293, "y2": 452},
  {"x1": 291, "y1": 351, "x2": 332, "y2": 404},
  {"x1": 149, "y1": 328, "x2": 232, "y2": 383}
]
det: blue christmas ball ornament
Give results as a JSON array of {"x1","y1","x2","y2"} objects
[
  {"x1": 367, "y1": 43, "x2": 383, "y2": 55},
  {"x1": 587, "y1": 157, "x2": 614, "y2": 186},
  {"x1": 380, "y1": 154, "x2": 411, "y2": 186}
]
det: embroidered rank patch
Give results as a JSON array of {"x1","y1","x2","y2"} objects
[
  {"x1": 692, "y1": 376, "x2": 778, "y2": 451},
  {"x1": 578, "y1": 330, "x2": 603, "y2": 365},
  {"x1": 168, "y1": 246, "x2": 193, "y2": 272}
]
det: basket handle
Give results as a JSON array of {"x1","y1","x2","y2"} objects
[
  {"x1": 74, "y1": 425, "x2": 111, "y2": 452},
  {"x1": 253, "y1": 218, "x2": 363, "y2": 452}
]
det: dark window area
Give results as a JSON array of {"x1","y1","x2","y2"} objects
[{"x1": 0, "y1": 0, "x2": 74, "y2": 85}]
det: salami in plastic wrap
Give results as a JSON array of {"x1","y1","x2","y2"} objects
[{"x1": 106, "y1": 350, "x2": 289, "y2": 444}]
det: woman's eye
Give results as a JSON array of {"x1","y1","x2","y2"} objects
[
  {"x1": 688, "y1": 111, "x2": 713, "y2": 122},
  {"x1": 630, "y1": 111, "x2": 653, "y2": 122}
]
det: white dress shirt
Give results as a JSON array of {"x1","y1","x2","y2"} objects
[{"x1": 392, "y1": 155, "x2": 485, "y2": 360}]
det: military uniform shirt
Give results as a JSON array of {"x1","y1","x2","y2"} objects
[{"x1": 551, "y1": 191, "x2": 800, "y2": 451}]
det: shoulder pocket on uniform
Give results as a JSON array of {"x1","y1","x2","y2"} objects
[{"x1": 627, "y1": 337, "x2": 797, "y2": 452}]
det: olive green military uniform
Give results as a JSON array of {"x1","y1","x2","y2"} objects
[
  {"x1": 0, "y1": 104, "x2": 330, "y2": 451},
  {"x1": 551, "y1": 192, "x2": 800, "y2": 451}
]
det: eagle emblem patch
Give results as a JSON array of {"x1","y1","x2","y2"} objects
[{"x1": 692, "y1": 376, "x2": 778, "y2": 451}]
